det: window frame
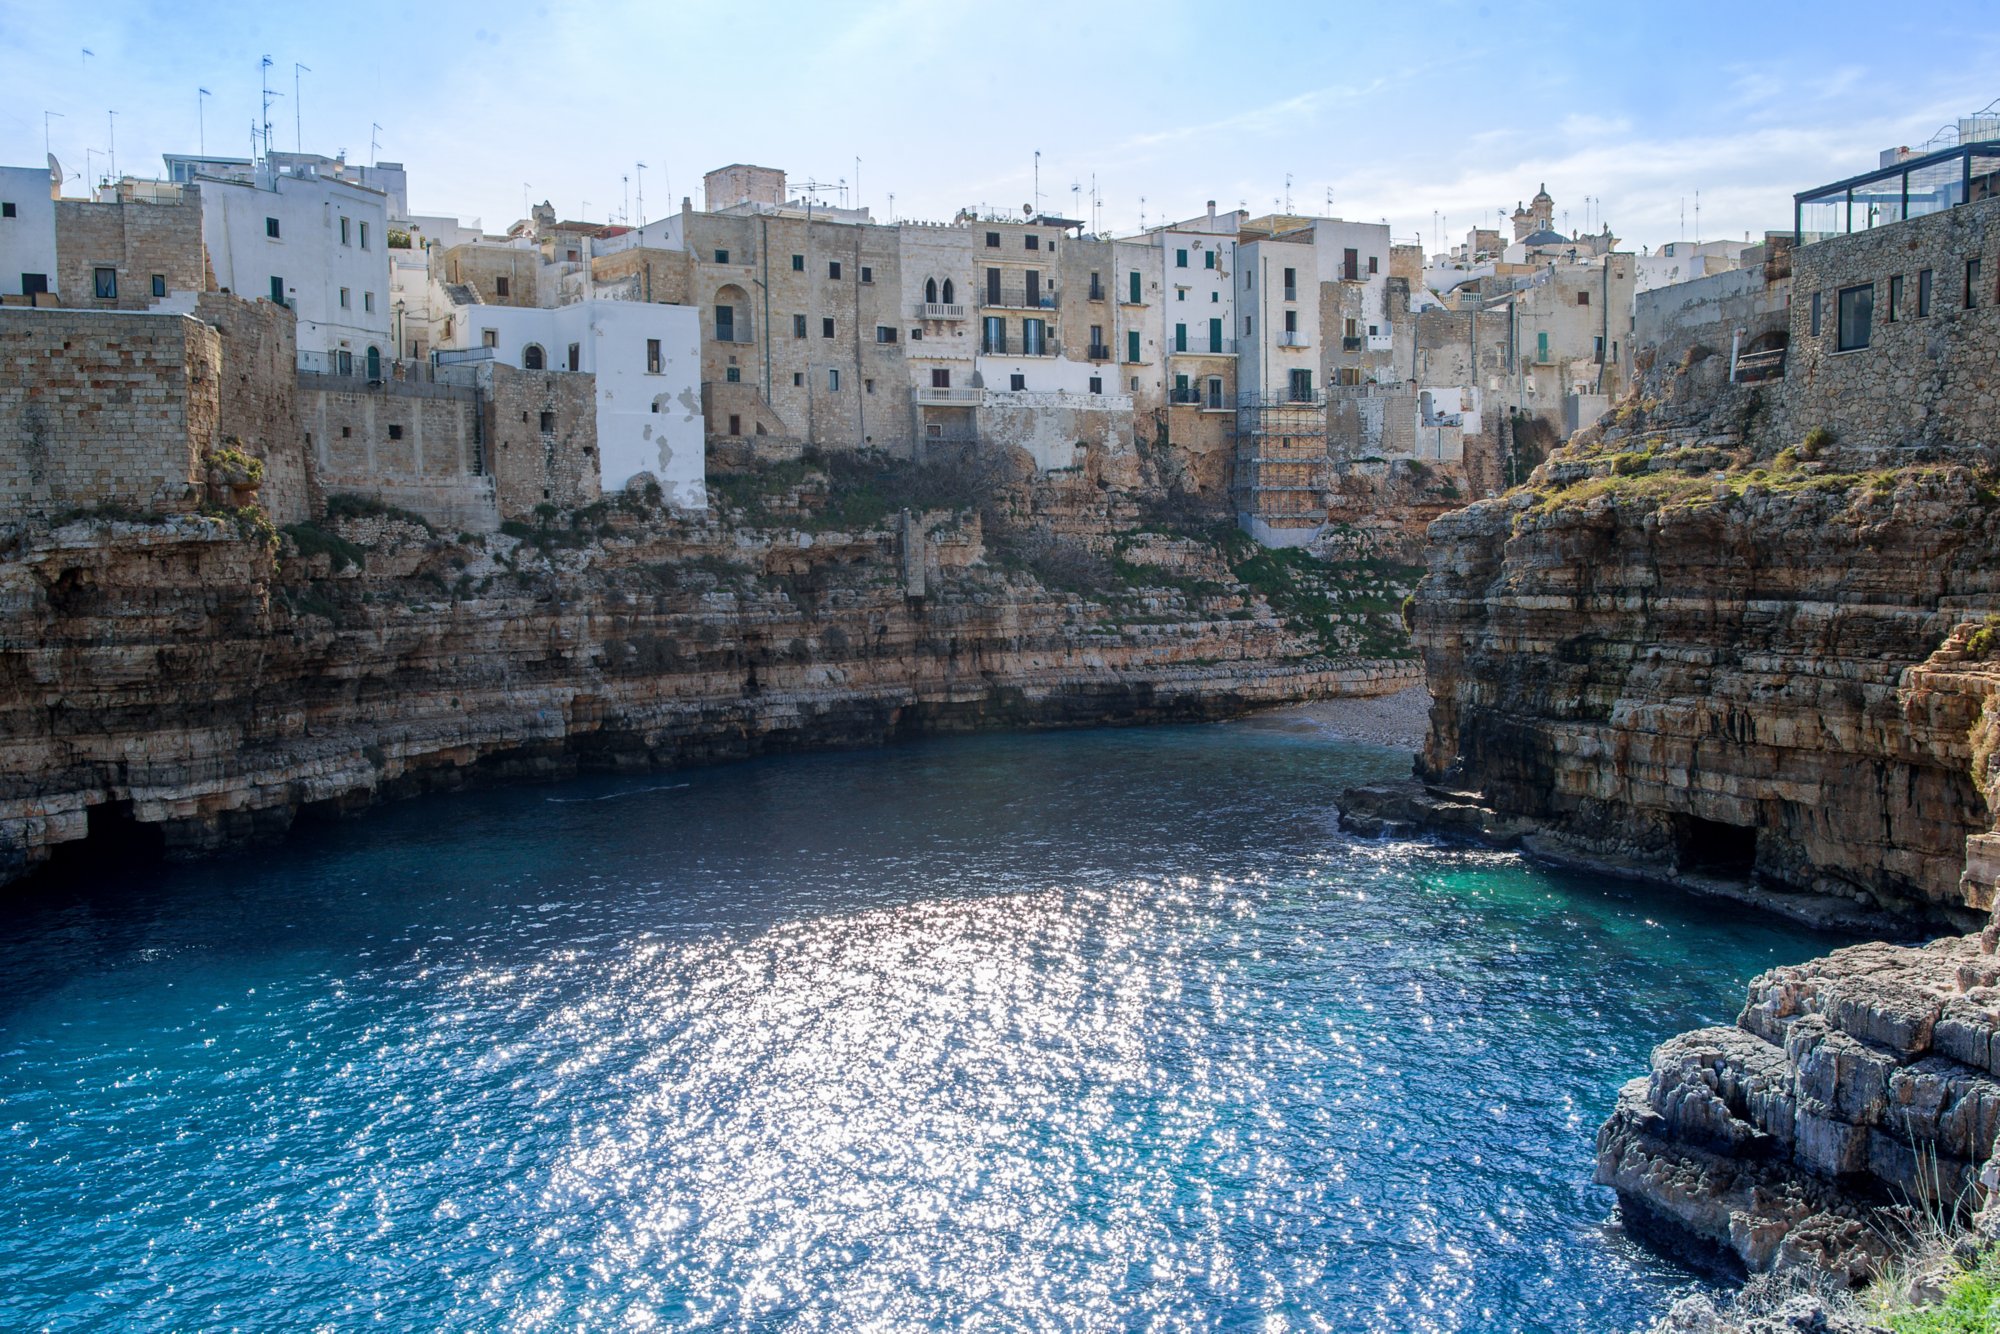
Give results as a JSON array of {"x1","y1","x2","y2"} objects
[
  {"x1": 94, "y1": 267, "x2": 117, "y2": 299},
  {"x1": 1835, "y1": 282, "x2": 1873, "y2": 352}
]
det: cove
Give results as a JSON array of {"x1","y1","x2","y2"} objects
[{"x1": 0, "y1": 719, "x2": 1858, "y2": 1332}]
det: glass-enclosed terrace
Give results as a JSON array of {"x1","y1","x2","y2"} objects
[{"x1": 1795, "y1": 141, "x2": 2000, "y2": 244}]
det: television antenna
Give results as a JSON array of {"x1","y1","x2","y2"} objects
[{"x1": 294, "y1": 63, "x2": 310, "y2": 153}]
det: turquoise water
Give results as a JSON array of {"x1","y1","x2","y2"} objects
[{"x1": 0, "y1": 719, "x2": 1854, "y2": 1332}]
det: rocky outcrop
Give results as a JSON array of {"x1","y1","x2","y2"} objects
[
  {"x1": 0, "y1": 493, "x2": 1419, "y2": 886},
  {"x1": 1598, "y1": 926, "x2": 2000, "y2": 1282}
]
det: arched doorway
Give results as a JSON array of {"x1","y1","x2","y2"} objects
[
  {"x1": 365, "y1": 345, "x2": 381, "y2": 379},
  {"x1": 523, "y1": 343, "x2": 545, "y2": 370},
  {"x1": 925, "y1": 277, "x2": 938, "y2": 304}
]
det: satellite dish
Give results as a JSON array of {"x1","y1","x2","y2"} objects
[
  {"x1": 1022, "y1": 203, "x2": 1032, "y2": 216},
  {"x1": 47, "y1": 153, "x2": 63, "y2": 188}
]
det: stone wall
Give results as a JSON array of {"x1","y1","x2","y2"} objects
[
  {"x1": 484, "y1": 362, "x2": 601, "y2": 516},
  {"x1": 1779, "y1": 194, "x2": 2000, "y2": 449},
  {"x1": 303, "y1": 378, "x2": 498, "y2": 531},
  {"x1": 52, "y1": 187, "x2": 207, "y2": 311},
  {"x1": 195, "y1": 294, "x2": 315, "y2": 524},
  {"x1": 589, "y1": 248, "x2": 691, "y2": 306},
  {"x1": 441, "y1": 243, "x2": 543, "y2": 308},
  {"x1": 0, "y1": 309, "x2": 211, "y2": 515},
  {"x1": 1633, "y1": 264, "x2": 1790, "y2": 379}
]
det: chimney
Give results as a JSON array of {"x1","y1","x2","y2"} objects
[{"x1": 1207, "y1": 200, "x2": 1216, "y2": 221}]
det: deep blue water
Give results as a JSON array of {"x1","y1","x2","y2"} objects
[{"x1": 0, "y1": 717, "x2": 1855, "y2": 1332}]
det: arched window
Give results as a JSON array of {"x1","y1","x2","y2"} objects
[
  {"x1": 941, "y1": 278, "x2": 955, "y2": 305},
  {"x1": 365, "y1": 345, "x2": 381, "y2": 379},
  {"x1": 925, "y1": 277, "x2": 938, "y2": 304},
  {"x1": 523, "y1": 344, "x2": 545, "y2": 370}
]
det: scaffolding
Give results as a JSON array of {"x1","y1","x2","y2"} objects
[{"x1": 1233, "y1": 389, "x2": 1330, "y2": 537}]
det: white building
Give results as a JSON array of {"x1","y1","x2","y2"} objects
[
  {"x1": 432, "y1": 296, "x2": 706, "y2": 508},
  {"x1": 0, "y1": 163, "x2": 59, "y2": 297},
  {"x1": 198, "y1": 167, "x2": 393, "y2": 374},
  {"x1": 1152, "y1": 204, "x2": 1241, "y2": 407}
]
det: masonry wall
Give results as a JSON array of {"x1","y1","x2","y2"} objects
[
  {"x1": 194, "y1": 293, "x2": 314, "y2": 523},
  {"x1": 53, "y1": 187, "x2": 207, "y2": 311},
  {"x1": 1777, "y1": 195, "x2": 2000, "y2": 449},
  {"x1": 484, "y1": 362, "x2": 601, "y2": 517},
  {"x1": 1633, "y1": 264, "x2": 1790, "y2": 377},
  {"x1": 303, "y1": 379, "x2": 497, "y2": 531},
  {"x1": 0, "y1": 309, "x2": 210, "y2": 514},
  {"x1": 589, "y1": 247, "x2": 691, "y2": 306},
  {"x1": 441, "y1": 243, "x2": 543, "y2": 308}
]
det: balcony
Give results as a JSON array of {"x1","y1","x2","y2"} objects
[
  {"x1": 713, "y1": 328, "x2": 755, "y2": 344},
  {"x1": 1277, "y1": 331, "x2": 1311, "y2": 348},
  {"x1": 1087, "y1": 281, "x2": 1104, "y2": 301},
  {"x1": 916, "y1": 302, "x2": 966, "y2": 320},
  {"x1": 980, "y1": 286, "x2": 1058, "y2": 310},
  {"x1": 1170, "y1": 338, "x2": 1237, "y2": 356},
  {"x1": 1341, "y1": 336, "x2": 1363, "y2": 352},
  {"x1": 1086, "y1": 344, "x2": 1112, "y2": 361},
  {"x1": 916, "y1": 384, "x2": 982, "y2": 406},
  {"x1": 1283, "y1": 286, "x2": 1298, "y2": 302},
  {"x1": 980, "y1": 337, "x2": 1059, "y2": 358}
]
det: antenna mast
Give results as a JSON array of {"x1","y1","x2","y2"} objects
[{"x1": 294, "y1": 63, "x2": 310, "y2": 153}]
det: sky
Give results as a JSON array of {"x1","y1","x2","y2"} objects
[{"x1": 4, "y1": 1, "x2": 1998, "y2": 254}]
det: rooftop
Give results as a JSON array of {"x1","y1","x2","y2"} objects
[{"x1": 1794, "y1": 140, "x2": 2000, "y2": 244}]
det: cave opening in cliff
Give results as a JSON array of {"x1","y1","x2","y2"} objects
[
  {"x1": 44, "y1": 800, "x2": 167, "y2": 880},
  {"x1": 1675, "y1": 815, "x2": 1759, "y2": 878}
]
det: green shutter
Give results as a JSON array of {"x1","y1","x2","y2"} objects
[
  {"x1": 1175, "y1": 323, "x2": 1187, "y2": 352},
  {"x1": 1127, "y1": 330, "x2": 1140, "y2": 363},
  {"x1": 1129, "y1": 271, "x2": 1141, "y2": 303},
  {"x1": 1209, "y1": 318, "x2": 1222, "y2": 351}
]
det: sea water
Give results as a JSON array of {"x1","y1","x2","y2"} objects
[{"x1": 0, "y1": 719, "x2": 1855, "y2": 1331}]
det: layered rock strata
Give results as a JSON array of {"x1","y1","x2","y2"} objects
[{"x1": 0, "y1": 498, "x2": 1418, "y2": 886}]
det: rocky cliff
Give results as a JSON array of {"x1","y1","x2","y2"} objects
[{"x1": 0, "y1": 451, "x2": 1420, "y2": 886}]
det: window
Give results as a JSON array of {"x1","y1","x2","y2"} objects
[
  {"x1": 1289, "y1": 368, "x2": 1314, "y2": 401},
  {"x1": 828, "y1": 368, "x2": 840, "y2": 391},
  {"x1": 360, "y1": 222, "x2": 369, "y2": 250},
  {"x1": 0, "y1": 202, "x2": 13, "y2": 218},
  {"x1": 725, "y1": 366, "x2": 740, "y2": 383},
  {"x1": 1089, "y1": 323, "x2": 1104, "y2": 351},
  {"x1": 983, "y1": 315, "x2": 1006, "y2": 354},
  {"x1": 540, "y1": 411, "x2": 555, "y2": 432},
  {"x1": 443, "y1": 317, "x2": 454, "y2": 340},
  {"x1": 1128, "y1": 270, "x2": 1141, "y2": 303},
  {"x1": 1967, "y1": 258, "x2": 1983, "y2": 309},
  {"x1": 828, "y1": 260, "x2": 841, "y2": 279},
  {"x1": 1025, "y1": 234, "x2": 1039, "y2": 250},
  {"x1": 482, "y1": 328, "x2": 498, "y2": 348},
  {"x1": 1127, "y1": 329, "x2": 1140, "y2": 363},
  {"x1": 1593, "y1": 335, "x2": 1605, "y2": 361},
  {"x1": 910, "y1": 329, "x2": 922, "y2": 341},
  {"x1": 925, "y1": 277, "x2": 938, "y2": 304},
  {"x1": 339, "y1": 287, "x2": 351, "y2": 309},
  {"x1": 1368, "y1": 255, "x2": 1378, "y2": 274},
  {"x1": 1023, "y1": 317, "x2": 1046, "y2": 355},
  {"x1": 151, "y1": 274, "x2": 166, "y2": 298},
  {"x1": 567, "y1": 343, "x2": 580, "y2": 372},
  {"x1": 1211, "y1": 291, "x2": 1219, "y2": 303},
  {"x1": 714, "y1": 249, "x2": 729, "y2": 264},
  {"x1": 876, "y1": 325, "x2": 896, "y2": 343},
  {"x1": 860, "y1": 266, "x2": 872, "y2": 284},
  {"x1": 728, "y1": 414, "x2": 742, "y2": 435},
  {"x1": 646, "y1": 338, "x2": 662, "y2": 373},
  {"x1": 1243, "y1": 316, "x2": 1253, "y2": 336},
  {"x1": 1888, "y1": 274, "x2": 1903, "y2": 322},
  {"x1": 22, "y1": 273, "x2": 48, "y2": 294},
  {"x1": 793, "y1": 314, "x2": 808, "y2": 338},
  {"x1": 1207, "y1": 376, "x2": 1223, "y2": 409},
  {"x1": 941, "y1": 278, "x2": 954, "y2": 304},
  {"x1": 523, "y1": 344, "x2": 544, "y2": 370},
  {"x1": 1809, "y1": 291, "x2": 1822, "y2": 337},
  {"x1": 1177, "y1": 289, "x2": 1186, "y2": 302},
  {"x1": 388, "y1": 424, "x2": 403, "y2": 440},
  {"x1": 265, "y1": 216, "x2": 281, "y2": 238},
  {"x1": 931, "y1": 368, "x2": 951, "y2": 388},
  {"x1": 1284, "y1": 309, "x2": 1297, "y2": 333},
  {"x1": 1576, "y1": 290, "x2": 1590, "y2": 306},
  {"x1": 1089, "y1": 272, "x2": 1102, "y2": 300},
  {"x1": 364, "y1": 292, "x2": 374, "y2": 313},
  {"x1": 269, "y1": 275, "x2": 285, "y2": 306},
  {"x1": 1208, "y1": 317, "x2": 1222, "y2": 351},
  {"x1": 1283, "y1": 267, "x2": 1296, "y2": 298},
  {"x1": 340, "y1": 217, "x2": 350, "y2": 245},
  {"x1": 865, "y1": 378, "x2": 875, "y2": 393},
  {"x1": 1176, "y1": 248, "x2": 1188, "y2": 268},
  {"x1": 1205, "y1": 251, "x2": 1215, "y2": 270},
  {"x1": 1088, "y1": 375, "x2": 1102, "y2": 394},
  {"x1": 94, "y1": 267, "x2": 118, "y2": 299},
  {"x1": 1342, "y1": 248, "x2": 1358, "y2": 281},
  {"x1": 791, "y1": 254, "x2": 804, "y2": 271},
  {"x1": 793, "y1": 372, "x2": 804, "y2": 387},
  {"x1": 1918, "y1": 268, "x2": 1933, "y2": 316},
  {"x1": 821, "y1": 317, "x2": 835, "y2": 338},
  {"x1": 986, "y1": 232, "x2": 1000, "y2": 248},
  {"x1": 1837, "y1": 284, "x2": 1872, "y2": 351},
  {"x1": 1009, "y1": 373, "x2": 1026, "y2": 390},
  {"x1": 716, "y1": 305, "x2": 735, "y2": 341}
]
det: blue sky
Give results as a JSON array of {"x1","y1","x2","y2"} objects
[{"x1": 4, "y1": 1, "x2": 1998, "y2": 252}]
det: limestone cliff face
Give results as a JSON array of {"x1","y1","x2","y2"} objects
[
  {"x1": 1415, "y1": 442, "x2": 2000, "y2": 927},
  {"x1": 0, "y1": 495, "x2": 1417, "y2": 885}
]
